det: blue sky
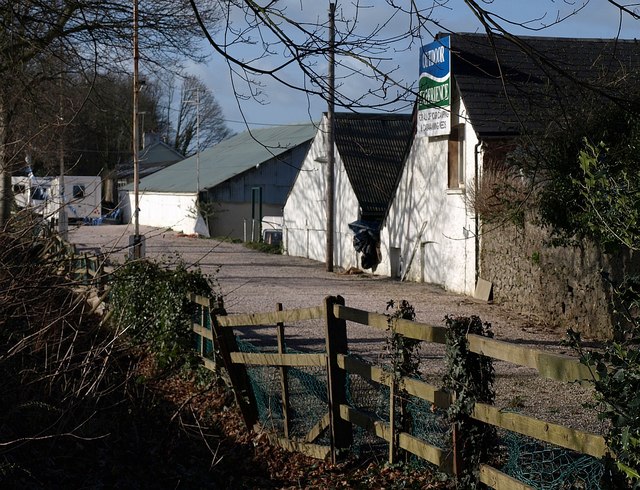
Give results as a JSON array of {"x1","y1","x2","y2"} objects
[{"x1": 192, "y1": 1, "x2": 639, "y2": 133}]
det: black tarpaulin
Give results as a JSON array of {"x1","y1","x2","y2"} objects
[{"x1": 348, "y1": 220, "x2": 381, "y2": 270}]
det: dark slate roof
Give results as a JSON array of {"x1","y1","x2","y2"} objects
[
  {"x1": 334, "y1": 113, "x2": 413, "y2": 221},
  {"x1": 117, "y1": 140, "x2": 184, "y2": 180},
  {"x1": 449, "y1": 33, "x2": 640, "y2": 137}
]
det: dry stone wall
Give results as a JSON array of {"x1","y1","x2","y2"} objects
[{"x1": 480, "y1": 218, "x2": 640, "y2": 339}]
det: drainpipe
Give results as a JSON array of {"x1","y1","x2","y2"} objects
[{"x1": 474, "y1": 141, "x2": 482, "y2": 285}]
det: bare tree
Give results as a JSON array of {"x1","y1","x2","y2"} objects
[
  {"x1": 0, "y1": 0, "x2": 222, "y2": 228},
  {"x1": 184, "y1": 1, "x2": 639, "y2": 123},
  {"x1": 173, "y1": 75, "x2": 232, "y2": 156},
  {"x1": 188, "y1": 1, "x2": 428, "y2": 124}
]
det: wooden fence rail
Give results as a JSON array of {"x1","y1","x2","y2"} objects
[
  {"x1": 39, "y1": 233, "x2": 112, "y2": 319},
  {"x1": 190, "y1": 294, "x2": 606, "y2": 490},
  {"x1": 42, "y1": 233, "x2": 106, "y2": 284}
]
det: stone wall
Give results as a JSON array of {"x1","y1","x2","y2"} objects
[{"x1": 480, "y1": 218, "x2": 640, "y2": 339}]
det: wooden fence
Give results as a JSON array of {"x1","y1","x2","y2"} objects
[
  {"x1": 39, "y1": 233, "x2": 111, "y2": 314},
  {"x1": 190, "y1": 294, "x2": 607, "y2": 490},
  {"x1": 42, "y1": 234, "x2": 107, "y2": 284}
]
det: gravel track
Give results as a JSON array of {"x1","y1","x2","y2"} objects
[{"x1": 69, "y1": 223, "x2": 605, "y2": 435}]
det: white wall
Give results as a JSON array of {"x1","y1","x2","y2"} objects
[
  {"x1": 379, "y1": 98, "x2": 480, "y2": 295},
  {"x1": 283, "y1": 116, "x2": 360, "y2": 270},
  {"x1": 124, "y1": 191, "x2": 208, "y2": 236},
  {"x1": 48, "y1": 176, "x2": 102, "y2": 220}
]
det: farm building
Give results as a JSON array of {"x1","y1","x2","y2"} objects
[
  {"x1": 377, "y1": 33, "x2": 640, "y2": 304},
  {"x1": 117, "y1": 133, "x2": 184, "y2": 187},
  {"x1": 120, "y1": 123, "x2": 316, "y2": 238},
  {"x1": 283, "y1": 113, "x2": 413, "y2": 270},
  {"x1": 283, "y1": 32, "x2": 640, "y2": 337}
]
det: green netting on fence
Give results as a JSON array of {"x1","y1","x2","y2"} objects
[
  {"x1": 226, "y1": 341, "x2": 452, "y2": 460},
  {"x1": 405, "y1": 397, "x2": 449, "y2": 449},
  {"x1": 236, "y1": 338, "x2": 285, "y2": 433},
  {"x1": 235, "y1": 338, "x2": 331, "y2": 443},
  {"x1": 345, "y1": 370, "x2": 391, "y2": 456},
  {"x1": 344, "y1": 358, "x2": 449, "y2": 461},
  {"x1": 500, "y1": 430, "x2": 604, "y2": 489},
  {"x1": 287, "y1": 365, "x2": 329, "y2": 441},
  {"x1": 346, "y1": 371, "x2": 390, "y2": 422},
  {"x1": 192, "y1": 305, "x2": 214, "y2": 358},
  {"x1": 200, "y1": 335, "x2": 605, "y2": 489}
]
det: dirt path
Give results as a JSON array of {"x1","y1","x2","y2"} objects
[{"x1": 68, "y1": 223, "x2": 604, "y2": 434}]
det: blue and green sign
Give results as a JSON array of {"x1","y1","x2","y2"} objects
[{"x1": 418, "y1": 36, "x2": 451, "y2": 137}]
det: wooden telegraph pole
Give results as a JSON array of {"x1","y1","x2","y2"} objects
[
  {"x1": 325, "y1": 2, "x2": 336, "y2": 272},
  {"x1": 131, "y1": 0, "x2": 144, "y2": 258}
]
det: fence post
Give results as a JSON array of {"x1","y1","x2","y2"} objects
[
  {"x1": 451, "y1": 392, "x2": 465, "y2": 479},
  {"x1": 444, "y1": 316, "x2": 496, "y2": 487},
  {"x1": 84, "y1": 253, "x2": 90, "y2": 284},
  {"x1": 388, "y1": 377, "x2": 397, "y2": 464},
  {"x1": 206, "y1": 296, "x2": 223, "y2": 373},
  {"x1": 209, "y1": 297, "x2": 259, "y2": 430},
  {"x1": 276, "y1": 303, "x2": 291, "y2": 439},
  {"x1": 198, "y1": 300, "x2": 207, "y2": 359},
  {"x1": 324, "y1": 295, "x2": 353, "y2": 463}
]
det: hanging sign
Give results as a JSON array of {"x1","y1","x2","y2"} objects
[{"x1": 418, "y1": 36, "x2": 451, "y2": 137}]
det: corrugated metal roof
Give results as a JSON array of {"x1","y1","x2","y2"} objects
[
  {"x1": 334, "y1": 113, "x2": 413, "y2": 221},
  {"x1": 450, "y1": 33, "x2": 640, "y2": 137},
  {"x1": 129, "y1": 123, "x2": 317, "y2": 193}
]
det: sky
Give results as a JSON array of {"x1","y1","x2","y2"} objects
[{"x1": 190, "y1": 1, "x2": 639, "y2": 133}]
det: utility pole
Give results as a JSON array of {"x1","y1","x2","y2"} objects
[
  {"x1": 131, "y1": 0, "x2": 144, "y2": 258},
  {"x1": 326, "y1": 2, "x2": 336, "y2": 272},
  {"x1": 195, "y1": 87, "x2": 200, "y2": 204},
  {"x1": 57, "y1": 3, "x2": 67, "y2": 241}
]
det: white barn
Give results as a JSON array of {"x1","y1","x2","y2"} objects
[
  {"x1": 284, "y1": 113, "x2": 413, "y2": 269},
  {"x1": 377, "y1": 96, "x2": 480, "y2": 295},
  {"x1": 121, "y1": 123, "x2": 316, "y2": 237},
  {"x1": 291, "y1": 32, "x2": 640, "y2": 307}
]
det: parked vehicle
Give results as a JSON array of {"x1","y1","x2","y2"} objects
[
  {"x1": 12, "y1": 175, "x2": 102, "y2": 222},
  {"x1": 12, "y1": 175, "x2": 54, "y2": 215},
  {"x1": 46, "y1": 176, "x2": 102, "y2": 222}
]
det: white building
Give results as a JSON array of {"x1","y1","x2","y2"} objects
[
  {"x1": 120, "y1": 123, "x2": 316, "y2": 238},
  {"x1": 377, "y1": 96, "x2": 480, "y2": 295},
  {"x1": 291, "y1": 32, "x2": 640, "y2": 304},
  {"x1": 284, "y1": 113, "x2": 413, "y2": 270}
]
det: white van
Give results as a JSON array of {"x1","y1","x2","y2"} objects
[
  {"x1": 45, "y1": 176, "x2": 102, "y2": 222},
  {"x1": 12, "y1": 175, "x2": 54, "y2": 214}
]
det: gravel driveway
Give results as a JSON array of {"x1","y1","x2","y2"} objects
[
  {"x1": 69, "y1": 224, "x2": 534, "y2": 335},
  {"x1": 69, "y1": 223, "x2": 603, "y2": 434}
]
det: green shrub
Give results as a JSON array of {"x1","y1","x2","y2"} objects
[
  {"x1": 107, "y1": 259, "x2": 214, "y2": 369},
  {"x1": 244, "y1": 240, "x2": 282, "y2": 254}
]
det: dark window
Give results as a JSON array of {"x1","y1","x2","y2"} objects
[
  {"x1": 448, "y1": 124, "x2": 465, "y2": 189},
  {"x1": 31, "y1": 186, "x2": 47, "y2": 201},
  {"x1": 73, "y1": 185, "x2": 86, "y2": 199}
]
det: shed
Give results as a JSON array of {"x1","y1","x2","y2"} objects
[
  {"x1": 117, "y1": 133, "x2": 184, "y2": 187},
  {"x1": 121, "y1": 123, "x2": 316, "y2": 237}
]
